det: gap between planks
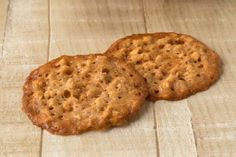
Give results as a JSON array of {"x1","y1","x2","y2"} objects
[
  {"x1": 40, "y1": 0, "x2": 51, "y2": 157},
  {"x1": 141, "y1": 0, "x2": 161, "y2": 156},
  {"x1": 0, "y1": 0, "x2": 10, "y2": 58},
  {"x1": 187, "y1": 98, "x2": 199, "y2": 157},
  {"x1": 141, "y1": 1, "x2": 160, "y2": 156},
  {"x1": 47, "y1": 0, "x2": 51, "y2": 62}
]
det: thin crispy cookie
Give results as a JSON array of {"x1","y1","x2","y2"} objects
[
  {"x1": 22, "y1": 55, "x2": 148, "y2": 135},
  {"x1": 105, "y1": 32, "x2": 221, "y2": 100}
]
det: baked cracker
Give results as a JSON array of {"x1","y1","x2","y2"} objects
[
  {"x1": 22, "y1": 54, "x2": 148, "y2": 135},
  {"x1": 106, "y1": 32, "x2": 221, "y2": 100}
]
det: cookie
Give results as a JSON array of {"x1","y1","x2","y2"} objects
[
  {"x1": 105, "y1": 32, "x2": 221, "y2": 100},
  {"x1": 22, "y1": 54, "x2": 148, "y2": 135}
]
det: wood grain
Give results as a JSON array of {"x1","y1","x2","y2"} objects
[
  {"x1": 0, "y1": 0, "x2": 48, "y2": 156},
  {"x1": 41, "y1": 0, "x2": 157, "y2": 157}
]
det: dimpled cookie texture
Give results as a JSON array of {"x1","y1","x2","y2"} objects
[
  {"x1": 106, "y1": 32, "x2": 221, "y2": 100},
  {"x1": 22, "y1": 55, "x2": 148, "y2": 135}
]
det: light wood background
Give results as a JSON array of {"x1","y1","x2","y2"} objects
[{"x1": 0, "y1": 0, "x2": 236, "y2": 157}]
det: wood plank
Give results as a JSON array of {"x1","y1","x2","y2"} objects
[
  {"x1": 2, "y1": 0, "x2": 49, "y2": 64},
  {"x1": 0, "y1": 122, "x2": 42, "y2": 157},
  {"x1": 0, "y1": 0, "x2": 49, "y2": 156},
  {"x1": 0, "y1": 64, "x2": 38, "y2": 88},
  {"x1": 155, "y1": 100, "x2": 197, "y2": 157},
  {"x1": 48, "y1": 0, "x2": 146, "y2": 59},
  {"x1": 143, "y1": 0, "x2": 236, "y2": 156},
  {"x1": 42, "y1": 0, "x2": 157, "y2": 157}
]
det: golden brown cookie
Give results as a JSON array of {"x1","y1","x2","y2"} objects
[
  {"x1": 22, "y1": 54, "x2": 148, "y2": 135},
  {"x1": 105, "y1": 32, "x2": 221, "y2": 100}
]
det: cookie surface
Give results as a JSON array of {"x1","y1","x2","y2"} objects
[
  {"x1": 22, "y1": 55, "x2": 147, "y2": 135},
  {"x1": 106, "y1": 32, "x2": 221, "y2": 100}
]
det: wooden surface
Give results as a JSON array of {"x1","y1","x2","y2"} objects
[{"x1": 0, "y1": 0, "x2": 236, "y2": 156}]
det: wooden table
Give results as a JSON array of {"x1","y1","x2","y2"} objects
[{"x1": 0, "y1": 0, "x2": 236, "y2": 156}]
